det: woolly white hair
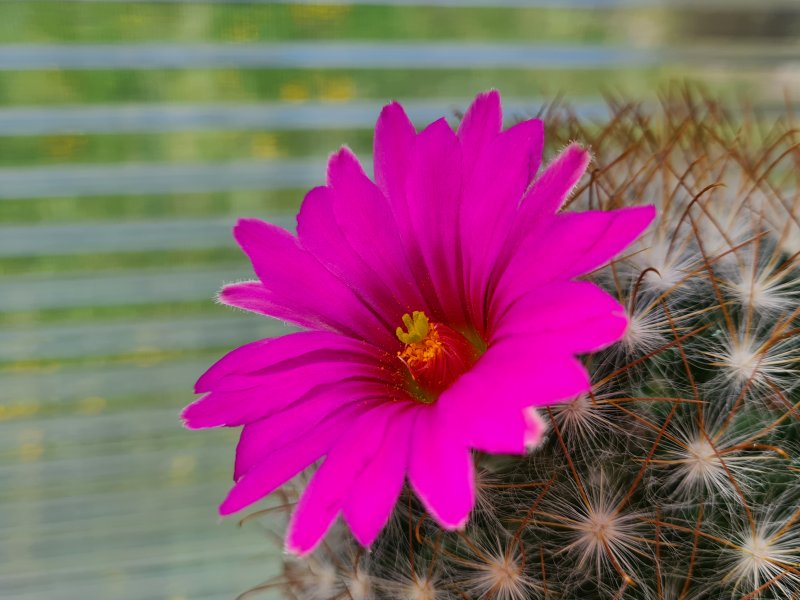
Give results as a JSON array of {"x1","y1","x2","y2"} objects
[
  {"x1": 536, "y1": 468, "x2": 652, "y2": 590},
  {"x1": 715, "y1": 489, "x2": 800, "y2": 599},
  {"x1": 700, "y1": 317, "x2": 800, "y2": 408},
  {"x1": 650, "y1": 404, "x2": 783, "y2": 505},
  {"x1": 452, "y1": 528, "x2": 542, "y2": 600}
]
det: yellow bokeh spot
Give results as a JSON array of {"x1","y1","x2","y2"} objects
[
  {"x1": 228, "y1": 22, "x2": 259, "y2": 42},
  {"x1": 18, "y1": 429, "x2": 44, "y2": 463},
  {"x1": 289, "y1": 4, "x2": 350, "y2": 26},
  {"x1": 108, "y1": 568, "x2": 127, "y2": 594},
  {"x1": 46, "y1": 135, "x2": 86, "y2": 159},
  {"x1": 223, "y1": 71, "x2": 242, "y2": 88},
  {"x1": 0, "y1": 401, "x2": 40, "y2": 422},
  {"x1": 280, "y1": 82, "x2": 309, "y2": 103},
  {"x1": 134, "y1": 350, "x2": 166, "y2": 367},
  {"x1": 321, "y1": 78, "x2": 355, "y2": 103},
  {"x1": 20, "y1": 429, "x2": 42, "y2": 442},
  {"x1": 118, "y1": 11, "x2": 145, "y2": 27},
  {"x1": 250, "y1": 133, "x2": 281, "y2": 159},
  {"x1": 78, "y1": 396, "x2": 107, "y2": 415},
  {"x1": 19, "y1": 443, "x2": 44, "y2": 463},
  {"x1": 169, "y1": 455, "x2": 197, "y2": 481}
]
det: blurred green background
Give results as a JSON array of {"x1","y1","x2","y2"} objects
[{"x1": 1, "y1": 1, "x2": 799, "y2": 599}]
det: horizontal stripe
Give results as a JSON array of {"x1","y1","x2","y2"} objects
[
  {"x1": 0, "y1": 266, "x2": 244, "y2": 310},
  {"x1": 0, "y1": 315, "x2": 287, "y2": 362},
  {"x1": 0, "y1": 481, "x2": 230, "y2": 526},
  {"x1": 4, "y1": 577, "x2": 271, "y2": 600},
  {"x1": 0, "y1": 357, "x2": 212, "y2": 404},
  {"x1": 0, "y1": 543, "x2": 276, "y2": 600},
  {"x1": 6, "y1": 590, "x2": 258, "y2": 600},
  {"x1": 20, "y1": 0, "x2": 645, "y2": 5},
  {"x1": 0, "y1": 159, "x2": 327, "y2": 199},
  {"x1": 0, "y1": 408, "x2": 194, "y2": 451},
  {"x1": 23, "y1": 0, "x2": 800, "y2": 8},
  {"x1": 0, "y1": 42, "x2": 796, "y2": 73},
  {"x1": 0, "y1": 218, "x2": 265, "y2": 257},
  {"x1": 0, "y1": 42, "x2": 661, "y2": 71},
  {"x1": 2, "y1": 486, "x2": 232, "y2": 533},
  {"x1": 0, "y1": 443, "x2": 235, "y2": 494},
  {"x1": 0, "y1": 66, "x2": 695, "y2": 108},
  {"x1": 0, "y1": 98, "x2": 609, "y2": 136}
]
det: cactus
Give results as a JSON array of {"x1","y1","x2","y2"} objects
[{"x1": 241, "y1": 88, "x2": 800, "y2": 600}]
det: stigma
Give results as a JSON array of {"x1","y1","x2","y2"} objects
[{"x1": 396, "y1": 311, "x2": 477, "y2": 399}]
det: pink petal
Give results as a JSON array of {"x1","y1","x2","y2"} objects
[
  {"x1": 524, "y1": 408, "x2": 548, "y2": 449},
  {"x1": 285, "y1": 404, "x2": 399, "y2": 555},
  {"x1": 297, "y1": 184, "x2": 402, "y2": 325},
  {"x1": 218, "y1": 281, "x2": 330, "y2": 331},
  {"x1": 233, "y1": 218, "x2": 394, "y2": 346},
  {"x1": 373, "y1": 100, "x2": 416, "y2": 217},
  {"x1": 233, "y1": 380, "x2": 398, "y2": 480},
  {"x1": 328, "y1": 150, "x2": 425, "y2": 311},
  {"x1": 373, "y1": 102, "x2": 417, "y2": 199},
  {"x1": 194, "y1": 331, "x2": 381, "y2": 393},
  {"x1": 519, "y1": 143, "x2": 591, "y2": 219},
  {"x1": 408, "y1": 407, "x2": 474, "y2": 529},
  {"x1": 298, "y1": 150, "x2": 426, "y2": 324},
  {"x1": 461, "y1": 118, "x2": 545, "y2": 328},
  {"x1": 184, "y1": 348, "x2": 389, "y2": 429},
  {"x1": 341, "y1": 406, "x2": 418, "y2": 547},
  {"x1": 457, "y1": 89, "x2": 502, "y2": 174},
  {"x1": 435, "y1": 339, "x2": 587, "y2": 455},
  {"x1": 490, "y1": 281, "x2": 628, "y2": 353},
  {"x1": 495, "y1": 144, "x2": 591, "y2": 273},
  {"x1": 437, "y1": 370, "x2": 529, "y2": 454},
  {"x1": 475, "y1": 338, "x2": 592, "y2": 408},
  {"x1": 218, "y1": 410, "x2": 347, "y2": 516},
  {"x1": 543, "y1": 205, "x2": 657, "y2": 278},
  {"x1": 496, "y1": 206, "x2": 656, "y2": 308},
  {"x1": 405, "y1": 118, "x2": 465, "y2": 322},
  {"x1": 295, "y1": 185, "x2": 360, "y2": 285},
  {"x1": 184, "y1": 368, "x2": 381, "y2": 430}
]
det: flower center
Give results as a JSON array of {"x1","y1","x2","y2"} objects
[{"x1": 395, "y1": 311, "x2": 477, "y2": 402}]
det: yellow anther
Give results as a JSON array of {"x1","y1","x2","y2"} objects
[{"x1": 396, "y1": 311, "x2": 430, "y2": 345}]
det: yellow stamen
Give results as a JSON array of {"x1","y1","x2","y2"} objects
[
  {"x1": 394, "y1": 311, "x2": 478, "y2": 401},
  {"x1": 395, "y1": 311, "x2": 430, "y2": 345},
  {"x1": 399, "y1": 324, "x2": 444, "y2": 369}
]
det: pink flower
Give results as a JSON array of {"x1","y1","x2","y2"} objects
[{"x1": 183, "y1": 90, "x2": 655, "y2": 555}]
